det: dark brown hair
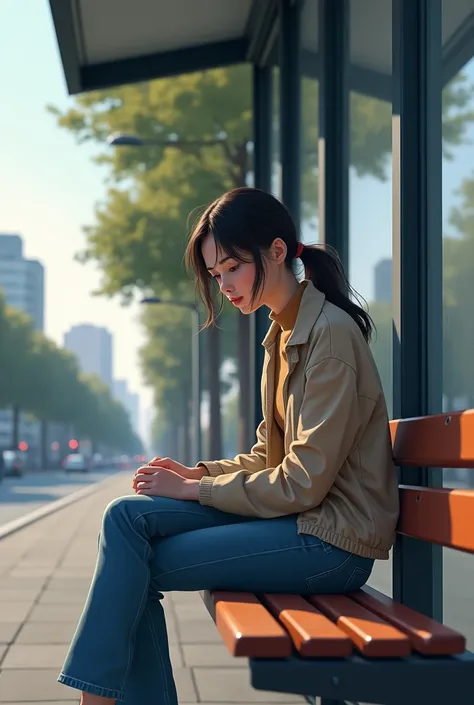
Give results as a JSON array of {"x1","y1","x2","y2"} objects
[{"x1": 185, "y1": 187, "x2": 374, "y2": 341}]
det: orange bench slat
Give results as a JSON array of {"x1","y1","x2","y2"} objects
[
  {"x1": 263, "y1": 594, "x2": 353, "y2": 657},
  {"x1": 398, "y1": 486, "x2": 474, "y2": 553},
  {"x1": 390, "y1": 410, "x2": 474, "y2": 468},
  {"x1": 202, "y1": 591, "x2": 292, "y2": 658},
  {"x1": 350, "y1": 585, "x2": 466, "y2": 655},
  {"x1": 308, "y1": 594, "x2": 411, "y2": 658}
]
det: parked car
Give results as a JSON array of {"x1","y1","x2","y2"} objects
[
  {"x1": 63, "y1": 453, "x2": 89, "y2": 473},
  {"x1": 1, "y1": 450, "x2": 25, "y2": 478}
]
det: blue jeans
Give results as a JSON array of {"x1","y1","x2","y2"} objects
[{"x1": 58, "y1": 495, "x2": 374, "y2": 703}]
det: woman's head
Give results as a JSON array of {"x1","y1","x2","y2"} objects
[{"x1": 185, "y1": 187, "x2": 373, "y2": 342}]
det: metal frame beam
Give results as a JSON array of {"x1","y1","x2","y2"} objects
[
  {"x1": 251, "y1": 65, "x2": 273, "y2": 429},
  {"x1": 80, "y1": 39, "x2": 249, "y2": 93},
  {"x1": 317, "y1": 0, "x2": 349, "y2": 272},
  {"x1": 391, "y1": 0, "x2": 443, "y2": 620},
  {"x1": 246, "y1": 0, "x2": 279, "y2": 65},
  {"x1": 279, "y1": 0, "x2": 302, "y2": 229}
]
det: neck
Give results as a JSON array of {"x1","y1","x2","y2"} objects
[{"x1": 266, "y1": 271, "x2": 300, "y2": 314}]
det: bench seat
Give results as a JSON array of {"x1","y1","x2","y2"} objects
[
  {"x1": 199, "y1": 410, "x2": 474, "y2": 705},
  {"x1": 201, "y1": 586, "x2": 474, "y2": 704}
]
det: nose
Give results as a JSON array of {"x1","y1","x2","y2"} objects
[{"x1": 219, "y1": 274, "x2": 234, "y2": 295}]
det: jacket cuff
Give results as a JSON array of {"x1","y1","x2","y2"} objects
[
  {"x1": 196, "y1": 461, "x2": 224, "y2": 477},
  {"x1": 198, "y1": 475, "x2": 216, "y2": 506}
]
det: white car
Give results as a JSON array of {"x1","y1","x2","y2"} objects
[{"x1": 63, "y1": 453, "x2": 89, "y2": 473}]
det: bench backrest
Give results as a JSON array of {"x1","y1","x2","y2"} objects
[{"x1": 389, "y1": 409, "x2": 474, "y2": 554}]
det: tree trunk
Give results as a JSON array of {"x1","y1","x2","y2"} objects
[
  {"x1": 169, "y1": 423, "x2": 179, "y2": 460},
  {"x1": 208, "y1": 324, "x2": 222, "y2": 459},
  {"x1": 238, "y1": 314, "x2": 252, "y2": 453},
  {"x1": 40, "y1": 420, "x2": 48, "y2": 470},
  {"x1": 180, "y1": 384, "x2": 192, "y2": 466},
  {"x1": 11, "y1": 405, "x2": 20, "y2": 450}
]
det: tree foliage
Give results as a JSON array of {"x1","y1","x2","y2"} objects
[{"x1": 0, "y1": 295, "x2": 141, "y2": 454}]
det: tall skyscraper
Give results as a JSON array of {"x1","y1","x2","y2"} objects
[
  {"x1": 113, "y1": 379, "x2": 140, "y2": 435},
  {"x1": 374, "y1": 258, "x2": 392, "y2": 304},
  {"x1": 0, "y1": 234, "x2": 45, "y2": 452},
  {"x1": 0, "y1": 234, "x2": 45, "y2": 330},
  {"x1": 64, "y1": 324, "x2": 113, "y2": 389}
]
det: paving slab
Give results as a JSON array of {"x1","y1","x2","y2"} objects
[
  {"x1": 194, "y1": 668, "x2": 304, "y2": 703},
  {"x1": 0, "y1": 669, "x2": 78, "y2": 702},
  {"x1": 0, "y1": 473, "x2": 305, "y2": 704}
]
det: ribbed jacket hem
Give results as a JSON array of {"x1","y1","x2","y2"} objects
[
  {"x1": 297, "y1": 520, "x2": 391, "y2": 561},
  {"x1": 198, "y1": 475, "x2": 216, "y2": 506}
]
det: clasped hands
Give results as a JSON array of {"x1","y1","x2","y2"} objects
[{"x1": 132, "y1": 456, "x2": 208, "y2": 501}]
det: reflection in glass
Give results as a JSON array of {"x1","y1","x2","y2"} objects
[
  {"x1": 441, "y1": 0, "x2": 474, "y2": 648},
  {"x1": 349, "y1": 0, "x2": 393, "y2": 596}
]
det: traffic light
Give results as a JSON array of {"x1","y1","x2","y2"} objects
[
  {"x1": 68, "y1": 439, "x2": 79, "y2": 451},
  {"x1": 18, "y1": 441, "x2": 28, "y2": 452}
]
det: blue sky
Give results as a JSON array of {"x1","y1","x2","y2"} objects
[{"x1": 1, "y1": 0, "x2": 473, "y2": 437}]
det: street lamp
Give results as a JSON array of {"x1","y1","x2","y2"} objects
[
  {"x1": 107, "y1": 132, "x2": 227, "y2": 149},
  {"x1": 141, "y1": 297, "x2": 202, "y2": 465}
]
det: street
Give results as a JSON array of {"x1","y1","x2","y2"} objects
[{"x1": 0, "y1": 468, "x2": 122, "y2": 527}]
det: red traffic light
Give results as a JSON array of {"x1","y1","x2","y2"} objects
[
  {"x1": 69, "y1": 439, "x2": 79, "y2": 450},
  {"x1": 18, "y1": 441, "x2": 28, "y2": 452}
]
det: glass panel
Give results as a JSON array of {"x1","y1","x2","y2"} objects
[
  {"x1": 300, "y1": 0, "x2": 319, "y2": 244},
  {"x1": 441, "y1": 0, "x2": 474, "y2": 648},
  {"x1": 272, "y1": 64, "x2": 281, "y2": 198},
  {"x1": 349, "y1": 0, "x2": 393, "y2": 595}
]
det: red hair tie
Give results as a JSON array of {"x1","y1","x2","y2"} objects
[{"x1": 295, "y1": 242, "x2": 304, "y2": 258}]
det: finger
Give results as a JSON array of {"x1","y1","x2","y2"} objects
[
  {"x1": 135, "y1": 474, "x2": 153, "y2": 484},
  {"x1": 135, "y1": 466, "x2": 158, "y2": 475},
  {"x1": 136, "y1": 481, "x2": 150, "y2": 489}
]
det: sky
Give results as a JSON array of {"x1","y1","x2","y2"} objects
[
  {"x1": 0, "y1": 0, "x2": 473, "y2": 445},
  {"x1": 0, "y1": 1, "x2": 155, "y2": 438}
]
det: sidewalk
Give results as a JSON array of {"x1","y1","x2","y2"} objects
[{"x1": 0, "y1": 472, "x2": 303, "y2": 704}]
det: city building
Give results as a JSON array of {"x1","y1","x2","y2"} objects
[
  {"x1": 64, "y1": 324, "x2": 113, "y2": 389},
  {"x1": 374, "y1": 258, "x2": 392, "y2": 304},
  {"x1": 0, "y1": 234, "x2": 45, "y2": 451},
  {"x1": 113, "y1": 379, "x2": 140, "y2": 434},
  {"x1": 0, "y1": 234, "x2": 44, "y2": 330}
]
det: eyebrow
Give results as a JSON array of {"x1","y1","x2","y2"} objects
[{"x1": 206, "y1": 255, "x2": 232, "y2": 271}]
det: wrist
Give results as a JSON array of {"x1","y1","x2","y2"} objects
[
  {"x1": 189, "y1": 465, "x2": 209, "y2": 480},
  {"x1": 183, "y1": 479, "x2": 200, "y2": 501}
]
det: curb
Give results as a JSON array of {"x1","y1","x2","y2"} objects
[{"x1": 0, "y1": 471, "x2": 126, "y2": 541}]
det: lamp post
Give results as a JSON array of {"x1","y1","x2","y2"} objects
[
  {"x1": 141, "y1": 297, "x2": 202, "y2": 465},
  {"x1": 107, "y1": 132, "x2": 227, "y2": 149}
]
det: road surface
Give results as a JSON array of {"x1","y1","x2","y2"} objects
[{"x1": 0, "y1": 468, "x2": 124, "y2": 526}]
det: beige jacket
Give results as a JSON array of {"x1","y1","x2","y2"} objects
[{"x1": 198, "y1": 281, "x2": 399, "y2": 560}]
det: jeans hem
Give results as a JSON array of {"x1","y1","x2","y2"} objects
[{"x1": 58, "y1": 672, "x2": 124, "y2": 701}]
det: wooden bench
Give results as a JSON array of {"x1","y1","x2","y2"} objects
[{"x1": 201, "y1": 409, "x2": 474, "y2": 705}]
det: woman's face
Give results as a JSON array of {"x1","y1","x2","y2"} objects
[{"x1": 202, "y1": 234, "x2": 261, "y2": 314}]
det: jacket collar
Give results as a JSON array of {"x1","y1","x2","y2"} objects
[{"x1": 262, "y1": 280, "x2": 326, "y2": 350}]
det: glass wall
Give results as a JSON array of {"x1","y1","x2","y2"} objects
[
  {"x1": 272, "y1": 63, "x2": 281, "y2": 198},
  {"x1": 441, "y1": 0, "x2": 474, "y2": 648},
  {"x1": 300, "y1": 0, "x2": 319, "y2": 245},
  {"x1": 349, "y1": 0, "x2": 393, "y2": 595}
]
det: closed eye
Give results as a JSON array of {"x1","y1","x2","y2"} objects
[{"x1": 212, "y1": 264, "x2": 240, "y2": 279}]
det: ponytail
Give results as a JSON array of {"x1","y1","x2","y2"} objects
[{"x1": 299, "y1": 244, "x2": 374, "y2": 343}]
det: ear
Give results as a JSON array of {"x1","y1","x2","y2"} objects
[{"x1": 269, "y1": 237, "x2": 288, "y2": 264}]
